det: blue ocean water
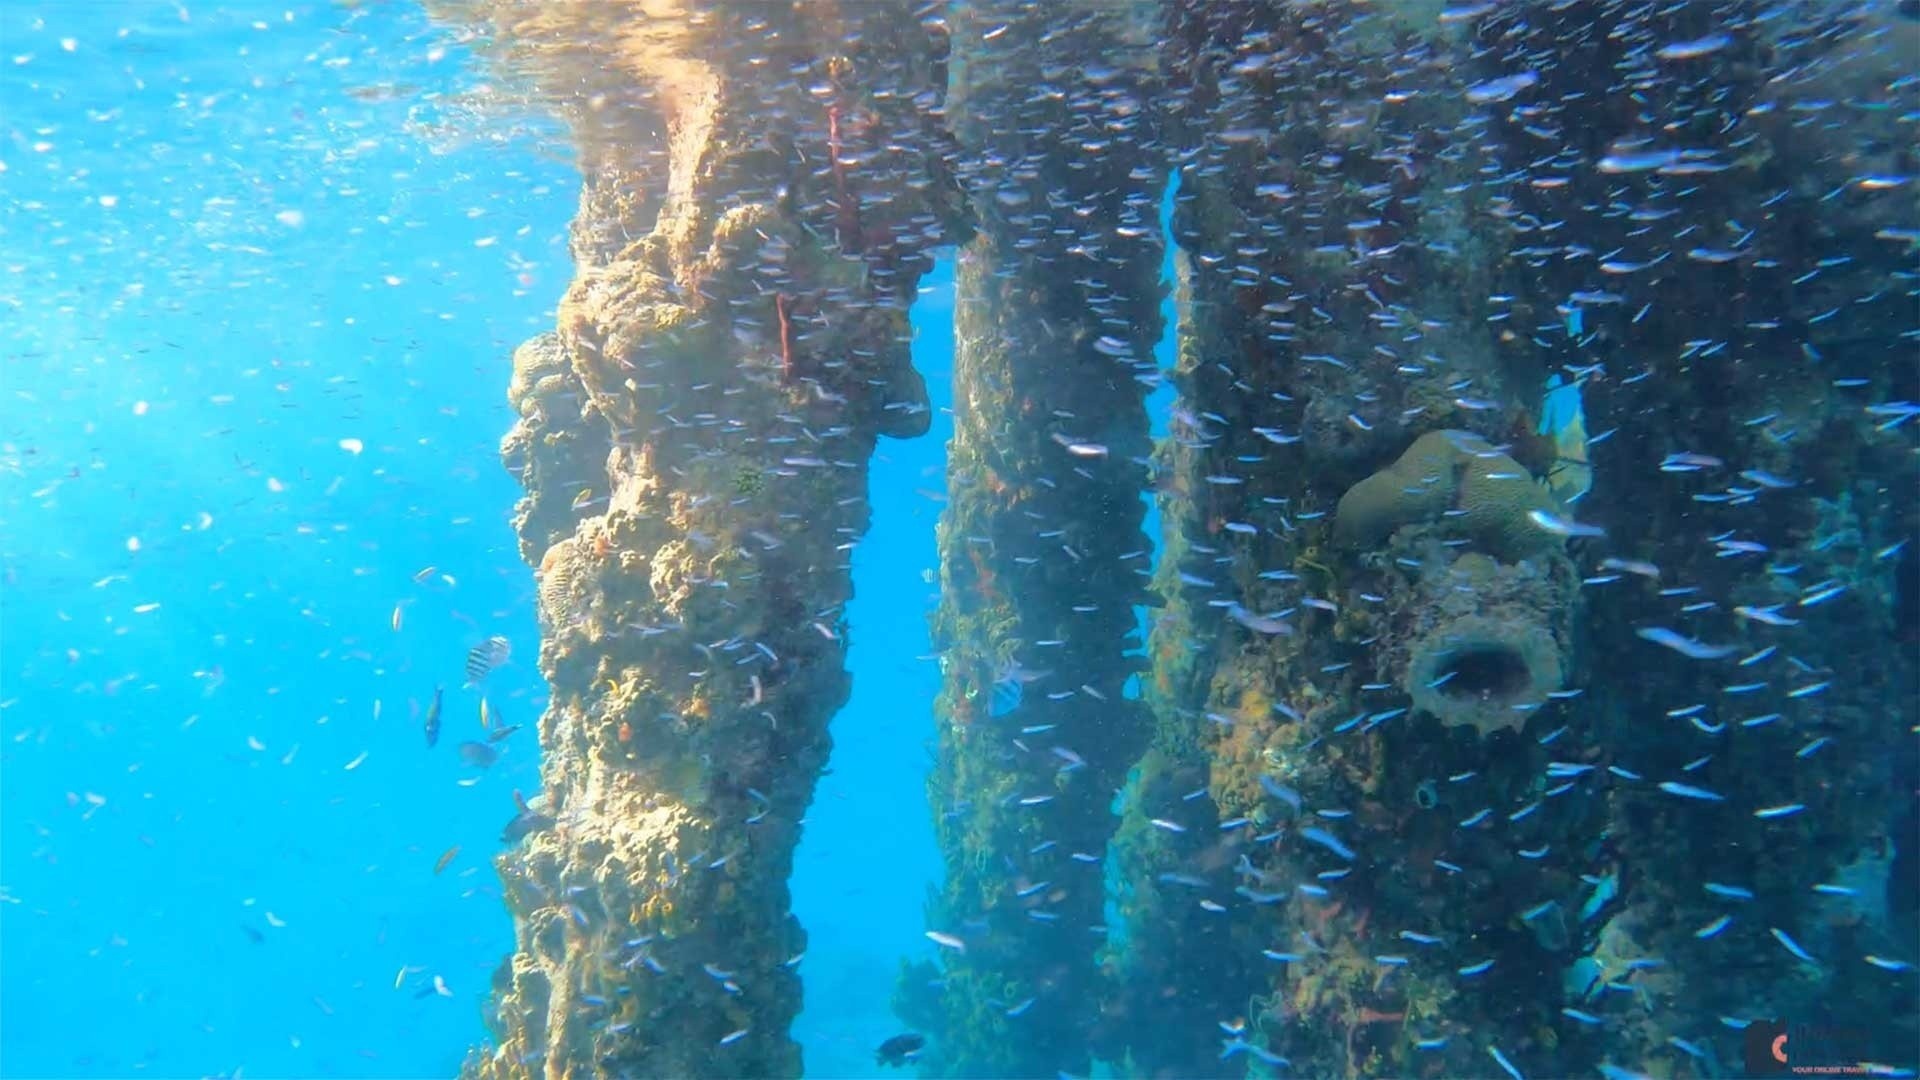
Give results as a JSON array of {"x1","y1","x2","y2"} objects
[
  {"x1": 788, "y1": 273, "x2": 952, "y2": 1080},
  {"x1": 0, "y1": 5, "x2": 558, "y2": 1075}
]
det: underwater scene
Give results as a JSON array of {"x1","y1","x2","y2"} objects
[{"x1": 2, "y1": 1, "x2": 1917, "y2": 1079}]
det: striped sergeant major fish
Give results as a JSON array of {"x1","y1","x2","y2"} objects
[{"x1": 465, "y1": 635, "x2": 511, "y2": 686}]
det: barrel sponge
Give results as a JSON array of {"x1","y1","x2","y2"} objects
[
  {"x1": 1404, "y1": 613, "x2": 1564, "y2": 737},
  {"x1": 1334, "y1": 430, "x2": 1562, "y2": 560}
]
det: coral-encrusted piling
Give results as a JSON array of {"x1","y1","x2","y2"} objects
[
  {"x1": 452, "y1": 4, "x2": 967, "y2": 1077},
  {"x1": 1471, "y1": 5, "x2": 1920, "y2": 1071},
  {"x1": 893, "y1": 3, "x2": 1165, "y2": 1075},
  {"x1": 1117, "y1": 3, "x2": 1599, "y2": 1075},
  {"x1": 1121, "y1": 2, "x2": 1918, "y2": 1075}
]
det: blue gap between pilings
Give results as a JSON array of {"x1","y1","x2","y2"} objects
[
  {"x1": 791, "y1": 254, "x2": 956, "y2": 1078},
  {"x1": 1102, "y1": 174, "x2": 1182, "y2": 961}
]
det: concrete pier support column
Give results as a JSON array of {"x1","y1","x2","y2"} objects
[
  {"x1": 898, "y1": 3, "x2": 1166, "y2": 1075},
  {"x1": 1467, "y1": 5, "x2": 1920, "y2": 1071},
  {"x1": 1119, "y1": 3, "x2": 1595, "y2": 1075},
  {"x1": 450, "y1": 4, "x2": 968, "y2": 1077}
]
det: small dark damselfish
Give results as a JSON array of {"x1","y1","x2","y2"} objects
[{"x1": 875, "y1": 1032, "x2": 925, "y2": 1068}]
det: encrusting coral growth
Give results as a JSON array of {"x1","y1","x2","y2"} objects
[
  {"x1": 501, "y1": 332, "x2": 612, "y2": 568},
  {"x1": 442, "y1": 3, "x2": 968, "y2": 1077}
]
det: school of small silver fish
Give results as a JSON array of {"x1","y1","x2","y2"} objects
[
  {"x1": 469, "y1": 0, "x2": 1917, "y2": 1075},
  {"x1": 895, "y1": 2, "x2": 1920, "y2": 1078},
  {"x1": 2, "y1": 0, "x2": 1915, "y2": 1077}
]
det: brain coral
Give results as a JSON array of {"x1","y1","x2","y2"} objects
[
  {"x1": 1334, "y1": 429, "x2": 1563, "y2": 560},
  {"x1": 507, "y1": 332, "x2": 572, "y2": 419}
]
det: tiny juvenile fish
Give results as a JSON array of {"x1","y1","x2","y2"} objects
[
  {"x1": 434, "y1": 846, "x2": 460, "y2": 875},
  {"x1": 1659, "y1": 780, "x2": 1726, "y2": 802},
  {"x1": 1439, "y1": 2, "x2": 1495, "y2": 22},
  {"x1": 1600, "y1": 557, "x2": 1660, "y2": 579},
  {"x1": 1528, "y1": 509, "x2": 1606, "y2": 539},
  {"x1": 1799, "y1": 583, "x2": 1846, "y2": 607},
  {"x1": 1299, "y1": 826, "x2": 1355, "y2": 861},
  {"x1": 1734, "y1": 605, "x2": 1799, "y2": 627},
  {"x1": 1467, "y1": 71, "x2": 1539, "y2": 104},
  {"x1": 1660, "y1": 451, "x2": 1724, "y2": 472},
  {"x1": 1636, "y1": 627, "x2": 1738, "y2": 661},
  {"x1": 1655, "y1": 33, "x2": 1731, "y2": 61},
  {"x1": 1695, "y1": 915, "x2": 1732, "y2": 938},
  {"x1": 424, "y1": 686, "x2": 444, "y2": 748},
  {"x1": 1227, "y1": 603, "x2": 1292, "y2": 636},
  {"x1": 1771, "y1": 927, "x2": 1818, "y2": 965},
  {"x1": 1259, "y1": 775, "x2": 1303, "y2": 811}
]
